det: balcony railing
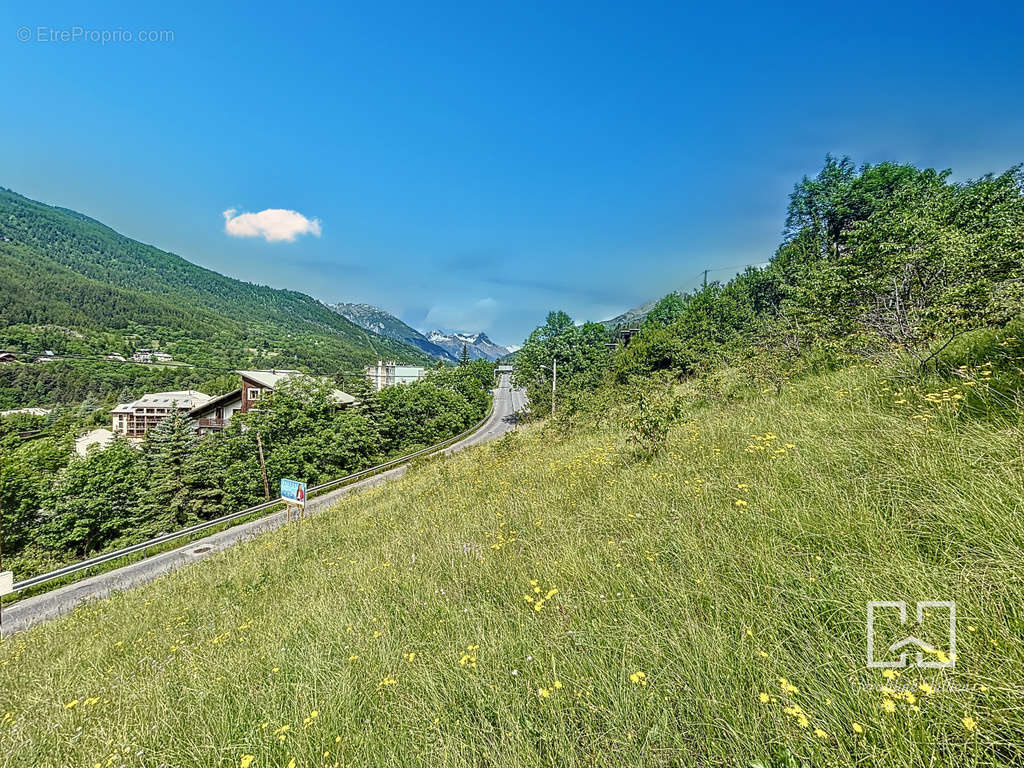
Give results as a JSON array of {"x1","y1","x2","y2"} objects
[{"x1": 197, "y1": 418, "x2": 227, "y2": 429}]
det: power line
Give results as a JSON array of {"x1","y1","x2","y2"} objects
[{"x1": 0, "y1": 351, "x2": 427, "y2": 379}]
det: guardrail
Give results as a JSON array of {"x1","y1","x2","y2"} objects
[{"x1": 9, "y1": 387, "x2": 501, "y2": 595}]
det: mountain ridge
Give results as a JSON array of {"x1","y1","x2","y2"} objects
[
  {"x1": 333, "y1": 302, "x2": 511, "y2": 362},
  {"x1": 0, "y1": 187, "x2": 431, "y2": 371},
  {"x1": 425, "y1": 330, "x2": 509, "y2": 362},
  {"x1": 330, "y1": 302, "x2": 458, "y2": 362}
]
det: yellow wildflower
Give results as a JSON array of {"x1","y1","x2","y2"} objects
[{"x1": 778, "y1": 677, "x2": 799, "y2": 695}]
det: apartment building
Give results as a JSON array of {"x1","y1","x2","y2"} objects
[
  {"x1": 111, "y1": 390, "x2": 211, "y2": 439},
  {"x1": 365, "y1": 360, "x2": 427, "y2": 391}
]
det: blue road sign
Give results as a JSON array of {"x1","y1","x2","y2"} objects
[{"x1": 280, "y1": 478, "x2": 306, "y2": 505}]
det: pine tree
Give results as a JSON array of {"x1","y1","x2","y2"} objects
[
  {"x1": 459, "y1": 343, "x2": 470, "y2": 366},
  {"x1": 140, "y1": 410, "x2": 198, "y2": 532}
]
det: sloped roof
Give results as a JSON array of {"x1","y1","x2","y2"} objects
[
  {"x1": 237, "y1": 370, "x2": 356, "y2": 406},
  {"x1": 188, "y1": 388, "x2": 243, "y2": 417},
  {"x1": 237, "y1": 369, "x2": 302, "y2": 389}
]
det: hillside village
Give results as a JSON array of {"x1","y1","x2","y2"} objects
[{"x1": 0, "y1": 348, "x2": 493, "y2": 581}]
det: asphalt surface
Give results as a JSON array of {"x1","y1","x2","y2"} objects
[{"x1": 2, "y1": 374, "x2": 525, "y2": 635}]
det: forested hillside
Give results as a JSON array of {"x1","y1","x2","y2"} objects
[{"x1": 0, "y1": 188, "x2": 430, "y2": 374}]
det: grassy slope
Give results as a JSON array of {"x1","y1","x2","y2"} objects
[{"x1": 2, "y1": 364, "x2": 1023, "y2": 767}]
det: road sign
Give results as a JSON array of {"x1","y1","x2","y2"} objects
[
  {"x1": 0, "y1": 571, "x2": 13, "y2": 597},
  {"x1": 280, "y1": 479, "x2": 306, "y2": 507}
]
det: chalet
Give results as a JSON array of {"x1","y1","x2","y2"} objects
[
  {"x1": 365, "y1": 360, "x2": 427, "y2": 391},
  {"x1": 111, "y1": 390, "x2": 212, "y2": 439},
  {"x1": 239, "y1": 369, "x2": 357, "y2": 413},
  {"x1": 188, "y1": 388, "x2": 243, "y2": 434},
  {"x1": 0, "y1": 351, "x2": 16, "y2": 363}
]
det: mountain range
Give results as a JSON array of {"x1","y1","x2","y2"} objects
[
  {"x1": 0, "y1": 188, "x2": 431, "y2": 372},
  {"x1": 333, "y1": 303, "x2": 511, "y2": 362},
  {"x1": 425, "y1": 330, "x2": 509, "y2": 362},
  {"x1": 331, "y1": 303, "x2": 458, "y2": 362}
]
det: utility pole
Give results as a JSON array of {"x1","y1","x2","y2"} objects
[
  {"x1": 256, "y1": 432, "x2": 271, "y2": 501},
  {"x1": 702, "y1": 269, "x2": 708, "y2": 289},
  {"x1": 551, "y1": 359, "x2": 557, "y2": 417}
]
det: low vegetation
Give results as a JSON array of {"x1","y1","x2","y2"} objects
[{"x1": 2, "y1": 347, "x2": 1021, "y2": 766}]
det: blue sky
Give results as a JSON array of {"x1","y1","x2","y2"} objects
[{"x1": 2, "y1": 1, "x2": 1022, "y2": 346}]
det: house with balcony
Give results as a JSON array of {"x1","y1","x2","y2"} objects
[
  {"x1": 188, "y1": 389, "x2": 244, "y2": 434},
  {"x1": 111, "y1": 390, "x2": 212, "y2": 439},
  {"x1": 239, "y1": 369, "x2": 357, "y2": 412},
  {"x1": 186, "y1": 371, "x2": 357, "y2": 435}
]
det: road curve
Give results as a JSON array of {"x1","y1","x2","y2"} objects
[{"x1": 1, "y1": 374, "x2": 525, "y2": 635}]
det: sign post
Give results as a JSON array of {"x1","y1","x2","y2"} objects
[
  {"x1": 280, "y1": 479, "x2": 307, "y2": 523},
  {"x1": 0, "y1": 570, "x2": 11, "y2": 639}
]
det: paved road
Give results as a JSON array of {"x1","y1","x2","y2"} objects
[{"x1": 2, "y1": 374, "x2": 525, "y2": 635}]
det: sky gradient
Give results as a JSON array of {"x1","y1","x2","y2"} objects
[{"x1": 2, "y1": 0, "x2": 1022, "y2": 346}]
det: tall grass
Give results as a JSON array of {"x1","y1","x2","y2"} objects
[{"x1": 1, "y1": 362, "x2": 1022, "y2": 767}]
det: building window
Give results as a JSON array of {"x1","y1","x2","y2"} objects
[{"x1": 248, "y1": 388, "x2": 261, "y2": 401}]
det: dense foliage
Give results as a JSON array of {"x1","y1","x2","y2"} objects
[
  {"x1": 0, "y1": 362, "x2": 495, "y2": 577},
  {"x1": 0, "y1": 359, "x2": 222, "y2": 409},
  {"x1": 516, "y1": 157, "x2": 1024, "y2": 412},
  {"x1": 511, "y1": 311, "x2": 610, "y2": 415}
]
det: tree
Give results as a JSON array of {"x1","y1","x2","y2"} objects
[
  {"x1": 37, "y1": 439, "x2": 144, "y2": 557},
  {"x1": 1, "y1": 435, "x2": 72, "y2": 555},
  {"x1": 513, "y1": 311, "x2": 610, "y2": 416},
  {"x1": 644, "y1": 293, "x2": 686, "y2": 327},
  {"x1": 139, "y1": 410, "x2": 199, "y2": 533},
  {"x1": 459, "y1": 343, "x2": 471, "y2": 366}
]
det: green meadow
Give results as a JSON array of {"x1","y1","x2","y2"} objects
[{"x1": 1, "y1": 361, "x2": 1022, "y2": 767}]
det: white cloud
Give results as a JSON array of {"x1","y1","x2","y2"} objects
[
  {"x1": 222, "y1": 207, "x2": 322, "y2": 242},
  {"x1": 424, "y1": 297, "x2": 499, "y2": 332}
]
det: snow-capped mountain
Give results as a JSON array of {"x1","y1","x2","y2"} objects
[
  {"x1": 331, "y1": 303, "x2": 457, "y2": 362},
  {"x1": 426, "y1": 331, "x2": 510, "y2": 362}
]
